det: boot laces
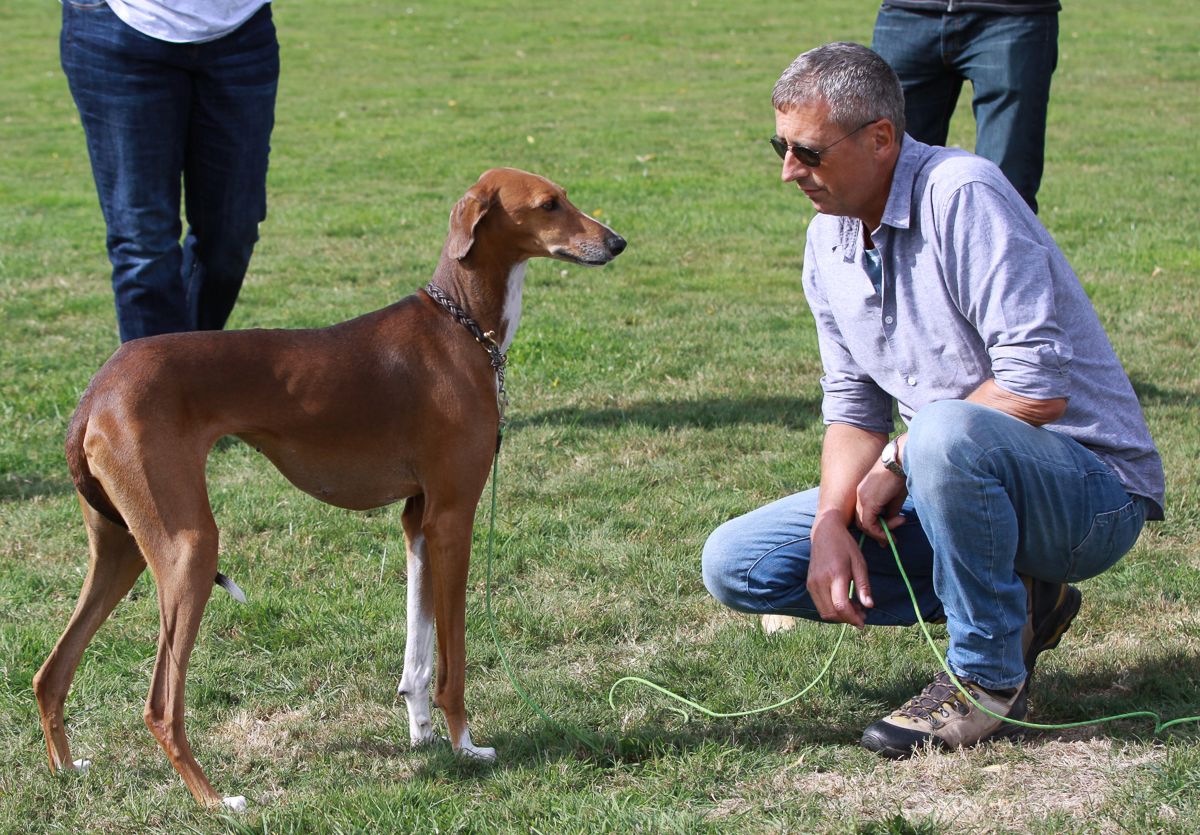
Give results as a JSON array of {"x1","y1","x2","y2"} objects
[{"x1": 897, "y1": 672, "x2": 976, "y2": 722}]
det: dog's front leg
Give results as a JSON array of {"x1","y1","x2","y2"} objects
[
  {"x1": 424, "y1": 503, "x2": 496, "y2": 762},
  {"x1": 398, "y1": 497, "x2": 438, "y2": 747}
]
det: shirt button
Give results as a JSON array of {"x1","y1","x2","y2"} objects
[
  {"x1": 884, "y1": 315, "x2": 894, "y2": 324},
  {"x1": 907, "y1": 375, "x2": 917, "y2": 386}
]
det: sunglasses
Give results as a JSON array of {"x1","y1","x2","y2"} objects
[{"x1": 769, "y1": 119, "x2": 880, "y2": 168}]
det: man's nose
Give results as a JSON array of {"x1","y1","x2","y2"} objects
[{"x1": 781, "y1": 151, "x2": 811, "y2": 182}]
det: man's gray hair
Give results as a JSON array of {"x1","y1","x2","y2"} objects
[{"x1": 772, "y1": 42, "x2": 906, "y2": 135}]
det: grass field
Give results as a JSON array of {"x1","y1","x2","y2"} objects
[{"x1": 2, "y1": 0, "x2": 1198, "y2": 831}]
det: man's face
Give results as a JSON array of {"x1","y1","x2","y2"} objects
[{"x1": 774, "y1": 100, "x2": 889, "y2": 224}]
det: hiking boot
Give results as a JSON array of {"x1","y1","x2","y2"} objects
[
  {"x1": 1022, "y1": 576, "x2": 1082, "y2": 679},
  {"x1": 860, "y1": 671, "x2": 1027, "y2": 759}
]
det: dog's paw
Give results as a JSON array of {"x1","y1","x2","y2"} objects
[
  {"x1": 454, "y1": 729, "x2": 496, "y2": 762},
  {"x1": 409, "y1": 730, "x2": 443, "y2": 748},
  {"x1": 71, "y1": 758, "x2": 92, "y2": 774},
  {"x1": 458, "y1": 744, "x2": 497, "y2": 762},
  {"x1": 221, "y1": 796, "x2": 248, "y2": 813}
]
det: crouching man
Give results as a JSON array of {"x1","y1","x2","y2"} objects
[{"x1": 702, "y1": 42, "x2": 1164, "y2": 758}]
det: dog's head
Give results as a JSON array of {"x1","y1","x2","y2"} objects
[{"x1": 446, "y1": 168, "x2": 626, "y2": 266}]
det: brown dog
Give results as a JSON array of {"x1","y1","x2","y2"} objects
[{"x1": 33, "y1": 168, "x2": 626, "y2": 810}]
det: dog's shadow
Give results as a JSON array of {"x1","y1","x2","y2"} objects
[{"x1": 509, "y1": 394, "x2": 823, "y2": 434}]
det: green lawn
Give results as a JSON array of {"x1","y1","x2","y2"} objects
[{"x1": 2, "y1": 1, "x2": 1198, "y2": 832}]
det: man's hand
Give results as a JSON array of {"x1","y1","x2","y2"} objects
[
  {"x1": 807, "y1": 519, "x2": 874, "y2": 628},
  {"x1": 856, "y1": 462, "x2": 908, "y2": 545}
]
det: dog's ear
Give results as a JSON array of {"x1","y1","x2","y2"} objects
[{"x1": 446, "y1": 187, "x2": 493, "y2": 261}]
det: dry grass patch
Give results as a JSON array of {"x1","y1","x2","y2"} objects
[{"x1": 768, "y1": 738, "x2": 1159, "y2": 832}]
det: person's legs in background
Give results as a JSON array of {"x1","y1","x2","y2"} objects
[
  {"x1": 957, "y1": 11, "x2": 1058, "y2": 212},
  {"x1": 61, "y1": 1, "x2": 192, "y2": 341},
  {"x1": 872, "y1": 6, "x2": 961, "y2": 146},
  {"x1": 182, "y1": 5, "x2": 279, "y2": 331}
]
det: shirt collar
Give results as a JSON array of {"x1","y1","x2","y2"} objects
[
  {"x1": 879, "y1": 134, "x2": 930, "y2": 232},
  {"x1": 833, "y1": 134, "x2": 930, "y2": 262}
]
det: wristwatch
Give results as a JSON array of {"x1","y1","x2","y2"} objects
[{"x1": 881, "y1": 438, "x2": 905, "y2": 478}]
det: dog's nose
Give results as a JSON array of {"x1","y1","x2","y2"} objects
[{"x1": 606, "y1": 234, "x2": 627, "y2": 257}]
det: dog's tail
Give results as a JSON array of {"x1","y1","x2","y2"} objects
[{"x1": 215, "y1": 572, "x2": 247, "y2": 603}]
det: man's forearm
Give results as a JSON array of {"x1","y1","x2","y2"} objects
[
  {"x1": 815, "y1": 422, "x2": 889, "y2": 530},
  {"x1": 966, "y1": 378, "x2": 1067, "y2": 426}
]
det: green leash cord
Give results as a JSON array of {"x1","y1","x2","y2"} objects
[
  {"x1": 483, "y1": 438, "x2": 1199, "y2": 738},
  {"x1": 607, "y1": 522, "x2": 1200, "y2": 733}
]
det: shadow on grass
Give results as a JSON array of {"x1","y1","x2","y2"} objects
[
  {"x1": 0, "y1": 473, "x2": 73, "y2": 502},
  {"x1": 0, "y1": 437, "x2": 253, "y2": 504},
  {"x1": 511, "y1": 395, "x2": 823, "y2": 433},
  {"x1": 381, "y1": 651, "x2": 1200, "y2": 781},
  {"x1": 1129, "y1": 376, "x2": 1200, "y2": 408}
]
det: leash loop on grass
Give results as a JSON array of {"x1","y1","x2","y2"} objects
[
  {"x1": 605, "y1": 519, "x2": 1200, "y2": 736},
  {"x1": 480, "y1": 420, "x2": 1199, "y2": 740}
]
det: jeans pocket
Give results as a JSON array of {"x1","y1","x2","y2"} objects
[{"x1": 1066, "y1": 498, "x2": 1146, "y2": 582}]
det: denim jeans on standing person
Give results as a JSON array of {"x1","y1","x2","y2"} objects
[
  {"x1": 702, "y1": 400, "x2": 1151, "y2": 692},
  {"x1": 60, "y1": 1, "x2": 280, "y2": 342},
  {"x1": 872, "y1": 6, "x2": 1058, "y2": 213}
]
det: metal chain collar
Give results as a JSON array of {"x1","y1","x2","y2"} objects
[{"x1": 422, "y1": 282, "x2": 509, "y2": 439}]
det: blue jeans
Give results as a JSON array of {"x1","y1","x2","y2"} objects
[
  {"x1": 61, "y1": 1, "x2": 279, "y2": 342},
  {"x1": 702, "y1": 401, "x2": 1149, "y2": 691},
  {"x1": 872, "y1": 6, "x2": 1058, "y2": 213}
]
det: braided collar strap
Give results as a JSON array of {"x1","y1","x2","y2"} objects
[{"x1": 422, "y1": 282, "x2": 509, "y2": 441}]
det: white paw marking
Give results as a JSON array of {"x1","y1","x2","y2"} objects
[
  {"x1": 72, "y1": 758, "x2": 92, "y2": 774},
  {"x1": 409, "y1": 726, "x2": 440, "y2": 747},
  {"x1": 221, "y1": 795, "x2": 248, "y2": 813},
  {"x1": 460, "y1": 744, "x2": 497, "y2": 762},
  {"x1": 456, "y1": 729, "x2": 496, "y2": 761}
]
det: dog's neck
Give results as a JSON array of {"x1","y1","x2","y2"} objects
[{"x1": 430, "y1": 254, "x2": 528, "y2": 353}]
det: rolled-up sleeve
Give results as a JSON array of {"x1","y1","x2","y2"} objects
[
  {"x1": 803, "y1": 236, "x2": 895, "y2": 433},
  {"x1": 941, "y1": 182, "x2": 1073, "y2": 401}
]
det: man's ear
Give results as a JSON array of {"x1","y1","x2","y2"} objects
[
  {"x1": 446, "y1": 187, "x2": 493, "y2": 261},
  {"x1": 872, "y1": 118, "x2": 897, "y2": 156}
]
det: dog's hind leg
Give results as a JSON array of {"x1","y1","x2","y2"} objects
[
  {"x1": 137, "y1": 511, "x2": 233, "y2": 808},
  {"x1": 101, "y1": 451, "x2": 245, "y2": 810},
  {"x1": 397, "y1": 495, "x2": 438, "y2": 746},
  {"x1": 34, "y1": 496, "x2": 147, "y2": 775}
]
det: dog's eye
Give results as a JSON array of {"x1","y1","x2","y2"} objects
[{"x1": 540, "y1": 198, "x2": 558, "y2": 211}]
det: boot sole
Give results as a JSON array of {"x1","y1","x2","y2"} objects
[{"x1": 861, "y1": 719, "x2": 1026, "y2": 760}]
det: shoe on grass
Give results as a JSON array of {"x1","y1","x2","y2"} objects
[
  {"x1": 760, "y1": 614, "x2": 798, "y2": 635},
  {"x1": 860, "y1": 671, "x2": 1027, "y2": 759},
  {"x1": 1022, "y1": 576, "x2": 1082, "y2": 678}
]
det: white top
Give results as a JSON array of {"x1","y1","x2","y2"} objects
[{"x1": 104, "y1": 0, "x2": 270, "y2": 44}]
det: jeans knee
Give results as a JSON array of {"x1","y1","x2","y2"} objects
[
  {"x1": 701, "y1": 523, "x2": 742, "y2": 609},
  {"x1": 905, "y1": 400, "x2": 989, "y2": 478}
]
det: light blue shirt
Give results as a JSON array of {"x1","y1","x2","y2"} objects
[{"x1": 802, "y1": 136, "x2": 1164, "y2": 517}]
